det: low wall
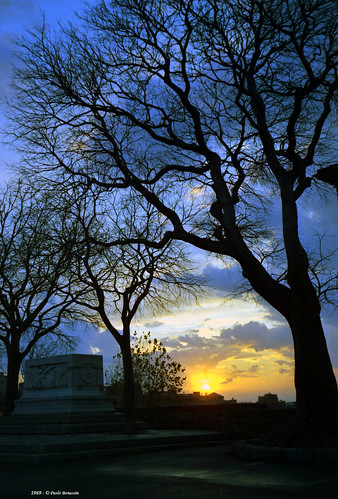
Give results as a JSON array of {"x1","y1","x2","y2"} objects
[{"x1": 135, "y1": 404, "x2": 295, "y2": 439}]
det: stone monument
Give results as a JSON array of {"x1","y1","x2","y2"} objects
[
  {"x1": 13, "y1": 354, "x2": 114, "y2": 415},
  {"x1": 0, "y1": 354, "x2": 147, "y2": 461}
]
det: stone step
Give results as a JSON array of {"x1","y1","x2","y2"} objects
[
  {"x1": 0, "y1": 421, "x2": 123, "y2": 434},
  {"x1": 0, "y1": 414, "x2": 147, "y2": 434},
  {"x1": 0, "y1": 411, "x2": 148, "y2": 434},
  {"x1": 0, "y1": 430, "x2": 225, "y2": 464},
  {"x1": 0, "y1": 412, "x2": 123, "y2": 425}
]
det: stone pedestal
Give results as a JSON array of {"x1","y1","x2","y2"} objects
[
  {"x1": 0, "y1": 354, "x2": 147, "y2": 438},
  {"x1": 13, "y1": 354, "x2": 114, "y2": 416}
]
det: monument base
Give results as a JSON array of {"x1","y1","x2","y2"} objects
[
  {"x1": 13, "y1": 394, "x2": 114, "y2": 416},
  {"x1": 0, "y1": 411, "x2": 145, "y2": 434},
  {"x1": 1, "y1": 354, "x2": 146, "y2": 436},
  {"x1": 13, "y1": 354, "x2": 115, "y2": 416}
]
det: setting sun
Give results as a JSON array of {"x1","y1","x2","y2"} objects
[{"x1": 201, "y1": 383, "x2": 210, "y2": 391}]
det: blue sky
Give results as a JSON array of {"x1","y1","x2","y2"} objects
[
  {"x1": 0, "y1": 0, "x2": 92, "y2": 180},
  {"x1": 0, "y1": 0, "x2": 337, "y2": 401}
]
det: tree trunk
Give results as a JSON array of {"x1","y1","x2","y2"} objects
[
  {"x1": 121, "y1": 340, "x2": 138, "y2": 434},
  {"x1": 4, "y1": 352, "x2": 21, "y2": 416},
  {"x1": 287, "y1": 299, "x2": 338, "y2": 445},
  {"x1": 261, "y1": 301, "x2": 338, "y2": 447},
  {"x1": 259, "y1": 186, "x2": 338, "y2": 446}
]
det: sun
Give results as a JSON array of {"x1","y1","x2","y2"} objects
[{"x1": 201, "y1": 383, "x2": 210, "y2": 392}]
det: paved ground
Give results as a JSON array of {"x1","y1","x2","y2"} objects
[{"x1": 1, "y1": 445, "x2": 337, "y2": 498}]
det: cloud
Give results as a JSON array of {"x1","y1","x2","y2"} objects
[
  {"x1": 202, "y1": 264, "x2": 243, "y2": 293},
  {"x1": 74, "y1": 325, "x2": 120, "y2": 363},
  {"x1": 89, "y1": 346, "x2": 101, "y2": 355},
  {"x1": 279, "y1": 368, "x2": 290, "y2": 375},
  {"x1": 275, "y1": 360, "x2": 291, "y2": 366},
  {"x1": 162, "y1": 320, "x2": 293, "y2": 374},
  {"x1": 176, "y1": 333, "x2": 212, "y2": 347},
  {"x1": 221, "y1": 363, "x2": 260, "y2": 384},
  {"x1": 219, "y1": 321, "x2": 292, "y2": 351},
  {"x1": 143, "y1": 321, "x2": 165, "y2": 329}
]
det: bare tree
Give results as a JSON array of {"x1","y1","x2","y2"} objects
[
  {"x1": 0, "y1": 180, "x2": 78, "y2": 415},
  {"x1": 63, "y1": 188, "x2": 201, "y2": 432},
  {"x1": 8, "y1": 0, "x2": 338, "y2": 443}
]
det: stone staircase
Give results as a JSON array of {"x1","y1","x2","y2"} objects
[{"x1": 0, "y1": 427, "x2": 225, "y2": 463}]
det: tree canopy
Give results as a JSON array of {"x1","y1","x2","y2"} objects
[
  {"x1": 106, "y1": 331, "x2": 186, "y2": 405},
  {"x1": 0, "y1": 180, "x2": 79, "y2": 413},
  {"x1": 6, "y1": 0, "x2": 338, "y2": 443},
  {"x1": 49, "y1": 184, "x2": 201, "y2": 430}
]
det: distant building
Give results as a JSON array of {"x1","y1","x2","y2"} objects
[
  {"x1": 257, "y1": 392, "x2": 285, "y2": 408},
  {"x1": 106, "y1": 385, "x2": 236, "y2": 408},
  {"x1": 206, "y1": 392, "x2": 224, "y2": 404},
  {"x1": 223, "y1": 397, "x2": 237, "y2": 405},
  {"x1": 175, "y1": 391, "x2": 236, "y2": 406}
]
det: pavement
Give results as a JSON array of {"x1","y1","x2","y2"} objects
[{"x1": 1, "y1": 444, "x2": 337, "y2": 498}]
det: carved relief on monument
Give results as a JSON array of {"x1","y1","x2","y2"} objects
[
  {"x1": 25, "y1": 363, "x2": 68, "y2": 390},
  {"x1": 80, "y1": 363, "x2": 97, "y2": 385}
]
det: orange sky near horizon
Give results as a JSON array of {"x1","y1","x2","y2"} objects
[{"x1": 181, "y1": 350, "x2": 296, "y2": 402}]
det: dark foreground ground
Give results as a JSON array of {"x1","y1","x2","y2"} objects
[{"x1": 1, "y1": 445, "x2": 337, "y2": 499}]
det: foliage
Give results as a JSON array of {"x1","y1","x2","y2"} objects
[
  {"x1": 40, "y1": 186, "x2": 201, "y2": 429},
  {"x1": 6, "y1": 0, "x2": 338, "y2": 436},
  {"x1": 62, "y1": 188, "x2": 203, "y2": 332},
  {"x1": 8, "y1": 0, "x2": 337, "y2": 305},
  {"x1": 0, "y1": 179, "x2": 79, "y2": 413},
  {"x1": 105, "y1": 332, "x2": 186, "y2": 398}
]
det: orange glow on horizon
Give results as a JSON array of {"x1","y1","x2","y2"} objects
[
  {"x1": 190, "y1": 372, "x2": 223, "y2": 394},
  {"x1": 185, "y1": 358, "x2": 295, "y2": 402}
]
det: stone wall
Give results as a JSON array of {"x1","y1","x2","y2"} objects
[{"x1": 135, "y1": 404, "x2": 295, "y2": 439}]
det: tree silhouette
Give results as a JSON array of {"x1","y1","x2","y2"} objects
[
  {"x1": 106, "y1": 331, "x2": 186, "y2": 406},
  {"x1": 0, "y1": 181, "x2": 78, "y2": 414},
  {"x1": 62, "y1": 188, "x2": 200, "y2": 432},
  {"x1": 8, "y1": 0, "x2": 338, "y2": 444}
]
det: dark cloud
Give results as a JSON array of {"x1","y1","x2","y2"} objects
[
  {"x1": 162, "y1": 320, "x2": 293, "y2": 372},
  {"x1": 143, "y1": 321, "x2": 165, "y2": 329},
  {"x1": 202, "y1": 264, "x2": 243, "y2": 293},
  {"x1": 221, "y1": 364, "x2": 260, "y2": 384},
  {"x1": 279, "y1": 368, "x2": 290, "y2": 375},
  {"x1": 164, "y1": 333, "x2": 215, "y2": 350},
  {"x1": 273, "y1": 359, "x2": 294, "y2": 375},
  {"x1": 261, "y1": 302, "x2": 288, "y2": 324},
  {"x1": 159, "y1": 338, "x2": 183, "y2": 349},
  {"x1": 163, "y1": 333, "x2": 224, "y2": 370},
  {"x1": 219, "y1": 321, "x2": 292, "y2": 351},
  {"x1": 275, "y1": 360, "x2": 292, "y2": 366}
]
